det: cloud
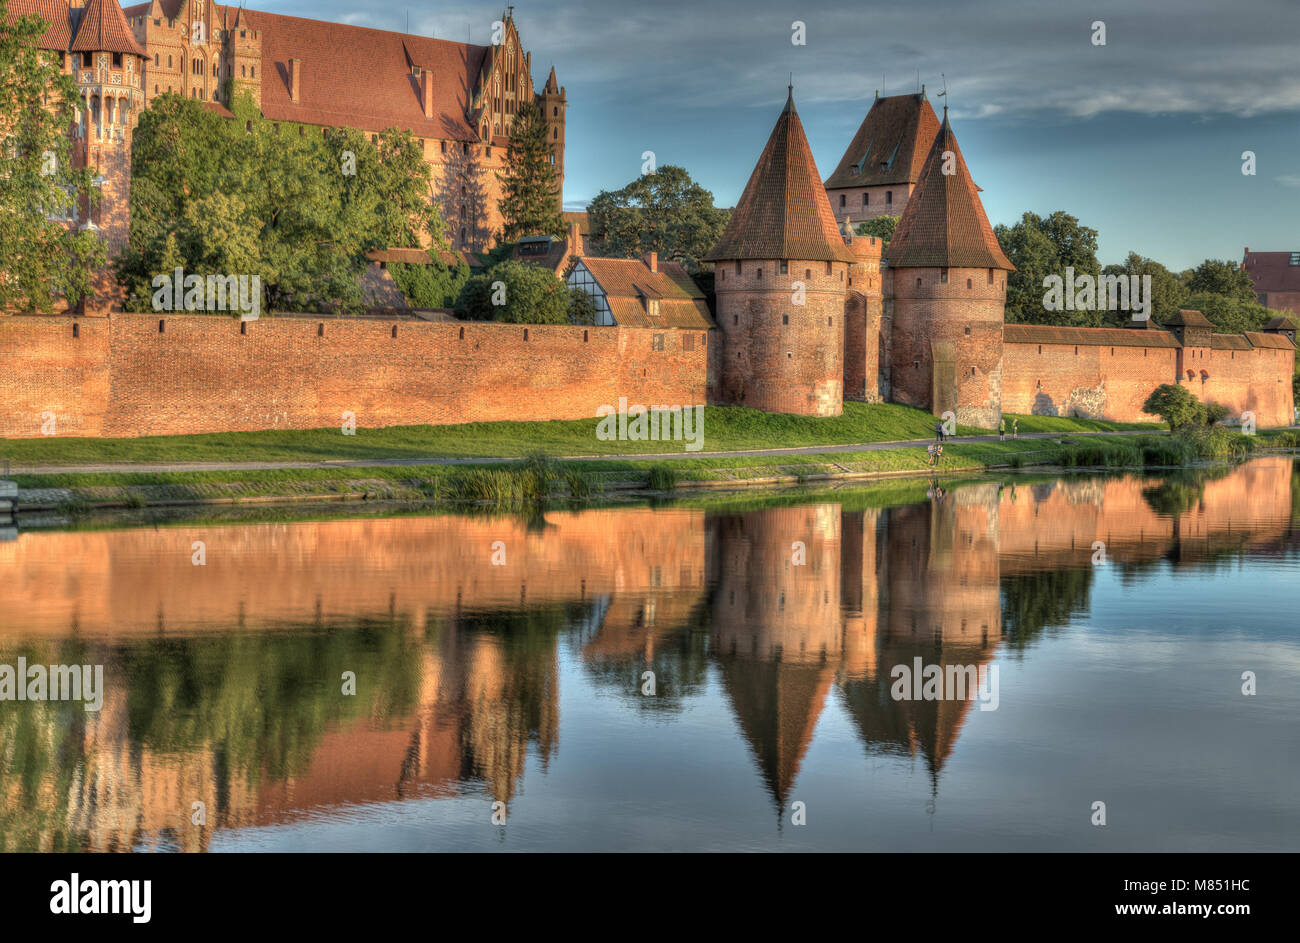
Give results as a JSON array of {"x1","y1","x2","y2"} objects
[{"x1": 1276, "y1": 175, "x2": 1300, "y2": 188}]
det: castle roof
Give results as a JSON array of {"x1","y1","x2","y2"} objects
[
  {"x1": 5, "y1": 0, "x2": 74, "y2": 50},
  {"x1": 705, "y1": 89, "x2": 855, "y2": 264},
  {"x1": 824, "y1": 91, "x2": 941, "y2": 190},
  {"x1": 1004, "y1": 323, "x2": 1180, "y2": 349},
  {"x1": 1266, "y1": 315, "x2": 1297, "y2": 330},
  {"x1": 1243, "y1": 250, "x2": 1300, "y2": 292},
  {"x1": 544, "y1": 65, "x2": 560, "y2": 94},
  {"x1": 886, "y1": 110, "x2": 1013, "y2": 271},
  {"x1": 70, "y1": 0, "x2": 146, "y2": 57},
  {"x1": 576, "y1": 256, "x2": 714, "y2": 329},
  {"x1": 1165, "y1": 308, "x2": 1214, "y2": 327}
]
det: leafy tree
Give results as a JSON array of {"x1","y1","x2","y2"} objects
[
  {"x1": 1180, "y1": 292, "x2": 1274, "y2": 335},
  {"x1": 855, "y1": 214, "x2": 899, "y2": 252},
  {"x1": 0, "y1": 0, "x2": 106, "y2": 311},
  {"x1": 1100, "y1": 252, "x2": 1187, "y2": 324},
  {"x1": 497, "y1": 100, "x2": 564, "y2": 242},
  {"x1": 118, "y1": 90, "x2": 448, "y2": 313},
  {"x1": 1183, "y1": 258, "x2": 1256, "y2": 303},
  {"x1": 569, "y1": 287, "x2": 597, "y2": 325},
  {"x1": 389, "y1": 256, "x2": 470, "y2": 309},
  {"x1": 455, "y1": 259, "x2": 573, "y2": 323},
  {"x1": 995, "y1": 211, "x2": 1102, "y2": 326},
  {"x1": 1202, "y1": 401, "x2": 1230, "y2": 426},
  {"x1": 586, "y1": 165, "x2": 729, "y2": 270},
  {"x1": 1143, "y1": 383, "x2": 1201, "y2": 430}
]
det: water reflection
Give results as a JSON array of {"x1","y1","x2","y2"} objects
[{"x1": 1, "y1": 457, "x2": 1297, "y2": 851}]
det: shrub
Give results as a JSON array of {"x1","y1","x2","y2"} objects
[
  {"x1": 1143, "y1": 384, "x2": 1201, "y2": 430},
  {"x1": 647, "y1": 465, "x2": 678, "y2": 491},
  {"x1": 1202, "y1": 401, "x2": 1230, "y2": 426}
]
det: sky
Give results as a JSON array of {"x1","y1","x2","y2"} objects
[{"x1": 267, "y1": 0, "x2": 1300, "y2": 271}]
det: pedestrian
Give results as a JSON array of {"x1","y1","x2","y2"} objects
[
  {"x1": 999, "y1": 417, "x2": 1006, "y2": 441},
  {"x1": 1011, "y1": 417, "x2": 1018, "y2": 439},
  {"x1": 935, "y1": 420, "x2": 944, "y2": 443}
]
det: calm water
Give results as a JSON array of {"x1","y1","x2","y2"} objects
[{"x1": 1, "y1": 457, "x2": 1298, "y2": 852}]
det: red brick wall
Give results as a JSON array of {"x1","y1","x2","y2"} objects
[
  {"x1": 1002, "y1": 339, "x2": 1295, "y2": 427},
  {"x1": 0, "y1": 315, "x2": 709, "y2": 439}
]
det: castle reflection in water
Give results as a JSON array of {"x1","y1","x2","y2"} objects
[{"x1": 0, "y1": 457, "x2": 1296, "y2": 851}]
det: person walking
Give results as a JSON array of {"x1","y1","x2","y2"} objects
[
  {"x1": 935, "y1": 420, "x2": 944, "y2": 443},
  {"x1": 1011, "y1": 417, "x2": 1019, "y2": 439},
  {"x1": 999, "y1": 417, "x2": 1006, "y2": 441}
]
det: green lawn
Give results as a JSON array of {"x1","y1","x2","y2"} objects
[
  {"x1": 1002, "y1": 413, "x2": 1161, "y2": 434},
  {"x1": 0, "y1": 403, "x2": 1166, "y2": 469}
]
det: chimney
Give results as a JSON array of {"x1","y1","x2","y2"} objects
[
  {"x1": 568, "y1": 220, "x2": 583, "y2": 258},
  {"x1": 421, "y1": 69, "x2": 434, "y2": 119},
  {"x1": 643, "y1": 250, "x2": 657, "y2": 273},
  {"x1": 289, "y1": 58, "x2": 301, "y2": 102}
]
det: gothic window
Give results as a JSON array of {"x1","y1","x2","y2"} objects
[
  {"x1": 862, "y1": 193, "x2": 868, "y2": 205},
  {"x1": 839, "y1": 194, "x2": 846, "y2": 207},
  {"x1": 886, "y1": 191, "x2": 893, "y2": 204},
  {"x1": 779, "y1": 260, "x2": 788, "y2": 274}
]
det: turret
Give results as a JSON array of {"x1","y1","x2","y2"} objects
[
  {"x1": 885, "y1": 108, "x2": 1014, "y2": 428},
  {"x1": 538, "y1": 65, "x2": 565, "y2": 209},
  {"x1": 704, "y1": 87, "x2": 856, "y2": 416}
]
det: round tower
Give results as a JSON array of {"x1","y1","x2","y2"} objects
[
  {"x1": 704, "y1": 87, "x2": 857, "y2": 417},
  {"x1": 885, "y1": 109, "x2": 1014, "y2": 428}
]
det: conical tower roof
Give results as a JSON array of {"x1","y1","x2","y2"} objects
[
  {"x1": 706, "y1": 88, "x2": 855, "y2": 264},
  {"x1": 887, "y1": 109, "x2": 1013, "y2": 270},
  {"x1": 71, "y1": 0, "x2": 146, "y2": 57},
  {"x1": 544, "y1": 66, "x2": 560, "y2": 93}
]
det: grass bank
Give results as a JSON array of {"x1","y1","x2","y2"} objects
[{"x1": 0, "y1": 403, "x2": 1157, "y2": 469}]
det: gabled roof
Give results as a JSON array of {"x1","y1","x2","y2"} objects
[
  {"x1": 706, "y1": 89, "x2": 855, "y2": 264},
  {"x1": 5, "y1": 0, "x2": 74, "y2": 50},
  {"x1": 824, "y1": 92, "x2": 941, "y2": 190},
  {"x1": 886, "y1": 109, "x2": 1013, "y2": 270},
  {"x1": 1166, "y1": 308, "x2": 1214, "y2": 327},
  {"x1": 1243, "y1": 331, "x2": 1296, "y2": 349},
  {"x1": 217, "y1": 8, "x2": 491, "y2": 141},
  {"x1": 70, "y1": 0, "x2": 146, "y2": 57},
  {"x1": 1265, "y1": 315, "x2": 1297, "y2": 330},
  {"x1": 1243, "y1": 250, "x2": 1300, "y2": 293},
  {"x1": 576, "y1": 257, "x2": 714, "y2": 329}
]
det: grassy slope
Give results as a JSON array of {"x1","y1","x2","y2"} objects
[{"x1": 0, "y1": 403, "x2": 1156, "y2": 468}]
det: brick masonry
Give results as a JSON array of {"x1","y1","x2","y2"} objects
[{"x1": 0, "y1": 315, "x2": 710, "y2": 438}]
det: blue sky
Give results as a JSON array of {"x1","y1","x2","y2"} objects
[{"x1": 269, "y1": 0, "x2": 1299, "y2": 271}]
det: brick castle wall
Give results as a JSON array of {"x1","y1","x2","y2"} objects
[
  {"x1": 0, "y1": 315, "x2": 708, "y2": 439},
  {"x1": 1002, "y1": 339, "x2": 1294, "y2": 427}
]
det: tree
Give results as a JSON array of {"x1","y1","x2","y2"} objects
[
  {"x1": 117, "y1": 89, "x2": 449, "y2": 313},
  {"x1": 436, "y1": 141, "x2": 492, "y2": 251},
  {"x1": 855, "y1": 214, "x2": 899, "y2": 252},
  {"x1": 995, "y1": 211, "x2": 1102, "y2": 326},
  {"x1": 1183, "y1": 259, "x2": 1256, "y2": 303},
  {"x1": 455, "y1": 259, "x2": 573, "y2": 323},
  {"x1": 1143, "y1": 383, "x2": 1201, "y2": 430},
  {"x1": 586, "y1": 165, "x2": 729, "y2": 270},
  {"x1": 389, "y1": 256, "x2": 470, "y2": 309},
  {"x1": 1100, "y1": 252, "x2": 1187, "y2": 324},
  {"x1": 0, "y1": 0, "x2": 106, "y2": 311},
  {"x1": 496, "y1": 100, "x2": 564, "y2": 242},
  {"x1": 1180, "y1": 292, "x2": 1274, "y2": 335}
]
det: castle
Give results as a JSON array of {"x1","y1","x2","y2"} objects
[
  {"x1": 2, "y1": 4, "x2": 1294, "y2": 438},
  {"x1": 8, "y1": 0, "x2": 564, "y2": 263}
]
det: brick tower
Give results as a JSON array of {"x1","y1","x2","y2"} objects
[
  {"x1": 885, "y1": 108, "x2": 1014, "y2": 428},
  {"x1": 70, "y1": 0, "x2": 148, "y2": 308},
  {"x1": 705, "y1": 87, "x2": 857, "y2": 416},
  {"x1": 842, "y1": 219, "x2": 885, "y2": 402},
  {"x1": 539, "y1": 66, "x2": 566, "y2": 211}
]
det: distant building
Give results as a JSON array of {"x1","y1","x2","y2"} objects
[
  {"x1": 1243, "y1": 249, "x2": 1300, "y2": 315},
  {"x1": 511, "y1": 220, "x2": 585, "y2": 276}
]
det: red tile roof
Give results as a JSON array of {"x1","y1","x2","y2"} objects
[
  {"x1": 1243, "y1": 331, "x2": 1296, "y2": 349},
  {"x1": 1243, "y1": 251, "x2": 1300, "y2": 293},
  {"x1": 706, "y1": 89, "x2": 855, "y2": 264},
  {"x1": 5, "y1": 0, "x2": 74, "y2": 50},
  {"x1": 824, "y1": 92, "x2": 941, "y2": 190},
  {"x1": 229, "y1": 8, "x2": 488, "y2": 141},
  {"x1": 577, "y1": 257, "x2": 714, "y2": 329},
  {"x1": 70, "y1": 0, "x2": 146, "y2": 57},
  {"x1": 886, "y1": 110, "x2": 1013, "y2": 270},
  {"x1": 1003, "y1": 324, "x2": 1180, "y2": 349}
]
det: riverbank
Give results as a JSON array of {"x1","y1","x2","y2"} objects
[{"x1": 9, "y1": 425, "x2": 1295, "y2": 517}]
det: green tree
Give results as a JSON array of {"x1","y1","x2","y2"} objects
[
  {"x1": 995, "y1": 211, "x2": 1102, "y2": 326},
  {"x1": 1180, "y1": 292, "x2": 1275, "y2": 335},
  {"x1": 1100, "y1": 251, "x2": 1187, "y2": 324},
  {"x1": 1143, "y1": 383, "x2": 1201, "y2": 430},
  {"x1": 855, "y1": 214, "x2": 899, "y2": 252},
  {"x1": 118, "y1": 89, "x2": 448, "y2": 313},
  {"x1": 0, "y1": 0, "x2": 106, "y2": 311},
  {"x1": 586, "y1": 165, "x2": 730, "y2": 270},
  {"x1": 497, "y1": 100, "x2": 564, "y2": 242},
  {"x1": 389, "y1": 256, "x2": 470, "y2": 309},
  {"x1": 1183, "y1": 258, "x2": 1256, "y2": 303},
  {"x1": 455, "y1": 259, "x2": 572, "y2": 323}
]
